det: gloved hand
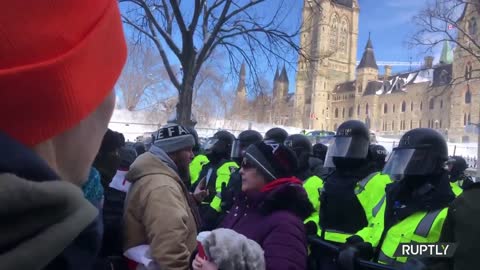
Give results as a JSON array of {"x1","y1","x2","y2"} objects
[
  {"x1": 338, "y1": 237, "x2": 373, "y2": 270},
  {"x1": 305, "y1": 221, "x2": 318, "y2": 236}
]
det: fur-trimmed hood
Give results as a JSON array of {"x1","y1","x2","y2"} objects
[{"x1": 258, "y1": 181, "x2": 314, "y2": 220}]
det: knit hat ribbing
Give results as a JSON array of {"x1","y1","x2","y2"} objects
[
  {"x1": 0, "y1": 0, "x2": 127, "y2": 146},
  {"x1": 152, "y1": 124, "x2": 195, "y2": 153}
]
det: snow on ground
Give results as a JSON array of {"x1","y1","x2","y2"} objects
[
  {"x1": 376, "y1": 136, "x2": 478, "y2": 158},
  {"x1": 108, "y1": 109, "x2": 303, "y2": 141},
  {"x1": 109, "y1": 109, "x2": 478, "y2": 158}
]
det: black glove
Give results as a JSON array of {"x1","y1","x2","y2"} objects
[
  {"x1": 338, "y1": 238, "x2": 373, "y2": 270},
  {"x1": 305, "y1": 221, "x2": 318, "y2": 236}
]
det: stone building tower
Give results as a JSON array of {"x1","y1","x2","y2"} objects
[
  {"x1": 232, "y1": 62, "x2": 248, "y2": 119},
  {"x1": 294, "y1": 0, "x2": 359, "y2": 129},
  {"x1": 272, "y1": 65, "x2": 289, "y2": 124}
]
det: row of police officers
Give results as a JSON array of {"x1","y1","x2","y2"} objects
[{"x1": 188, "y1": 121, "x2": 473, "y2": 270}]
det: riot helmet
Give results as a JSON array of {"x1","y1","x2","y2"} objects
[
  {"x1": 284, "y1": 134, "x2": 312, "y2": 170},
  {"x1": 446, "y1": 156, "x2": 468, "y2": 182},
  {"x1": 324, "y1": 120, "x2": 370, "y2": 168},
  {"x1": 383, "y1": 128, "x2": 448, "y2": 179},
  {"x1": 312, "y1": 143, "x2": 328, "y2": 162},
  {"x1": 368, "y1": 144, "x2": 388, "y2": 171},
  {"x1": 265, "y1": 128, "x2": 288, "y2": 144},
  {"x1": 204, "y1": 130, "x2": 235, "y2": 161},
  {"x1": 231, "y1": 130, "x2": 263, "y2": 161}
]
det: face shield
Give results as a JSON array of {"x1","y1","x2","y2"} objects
[
  {"x1": 203, "y1": 138, "x2": 219, "y2": 154},
  {"x1": 382, "y1": 147, "x2": 438, "y2": 178},
  {"x1": 230, "y1": 139, "x2": 242, "y2": 161},
  {"x1": 324, "y1": 136, "x2": 369, "y2": 167}
]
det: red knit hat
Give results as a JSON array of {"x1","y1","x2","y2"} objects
[{"x1": 0, "y1": 0, "x2": 127, "y2": 146}]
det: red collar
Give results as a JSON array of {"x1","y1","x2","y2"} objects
[{"x1": 261, "y1": 177, "x2": 302, "y2": 193}]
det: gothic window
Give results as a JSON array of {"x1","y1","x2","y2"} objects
[
  {"x1": 365, "y1": 117, "x2": 371, "y2": 129},
  {"x1": 342, "y1": 108, "x2": 345, "y2": 118},
  {"x1": 466, "y1": 88, "x2": 472, "y2": 104},
  {"x1": 339, "y1": 19, "x2": 348, "y2": 55},
  {"x1": 357, "y1": 104, "x2": 360, "y2": 116},
  {"x1": 464, "y1": 113, "x2": 467, "y2": 126},
  {"x1": 330, "y1": 16, "x2": 339, "y2": 50},
  {"x1": 348, "y1": 107, "x2": 353, "y2": 118},
  {"x1": 366, "y1": 103, "x2": 369, "y2": 115},
  {"x1": 393, "y1": 104, "x2": 396, "y2": 113},
  {"x1": 392, "y1": 120, "x2": 395, "y2": 131},
  {"x1": 384, "y1": 103, "x2": 388, "y2": 114},
  {"x1": 420, "y1": 102, "x2": 423, "y2": 111},
  {"x1": 335, "y1": 108, "x2": 339, "y2": 118},
  {"x1": 401, "y1": 101, "x2": 406, "y2": 112},
  {"x1": 411, "y1": 102, "x2": 414, "y2": 111},
  {"x1": 440, "y1": 99, "x2": 443, "y2": 109},
  {"x1": 429, "y1": 98, "x2": 435, "y2": 110},
  {"x1": 468, "y1": 113, "x2": 471, "y2": 124},
  {"x1": 465, "y1": 62, "x2": 473, "y2": 80},
  {"x1": 468, "y1": 17, "x2": 478, "y2": 36}
]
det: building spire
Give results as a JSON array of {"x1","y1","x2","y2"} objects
[
  {"x1": 280, "y1": 64, "x2": 289, "y2": 83},
  {"x1": 357, "y1": 34, "x2": 378, "y2": 70},
  {"x1": 236, "y1": 62, "x2": 246, "y2": 93},
  {"x1": 439, "y1": 40, "x2": 453, "y2": 64}
]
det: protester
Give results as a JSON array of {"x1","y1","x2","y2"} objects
[
  {"x1": 193, "y1": 140, "x2": 314, "y2": 270},
  {"x1": 101, "y1": 146, "x2": 138, "y2": 259},
  {"x1": 94, "y1": 129, "x2": 126, "y2": 189},
  {"x1": 123, "y1": 124, "x2": 201, "y2": 270},
  {"x1": 0, "y1": 0, "x2": 126, "y2": 269}
]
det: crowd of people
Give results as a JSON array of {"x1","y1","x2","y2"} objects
[{"x1": 1, "y1": 1, "x2": 479, "y2": 270}]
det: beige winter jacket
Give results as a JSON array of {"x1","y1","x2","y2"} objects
[{"x1": 123, "y1": 152, "x2": 199, "y2": 270}]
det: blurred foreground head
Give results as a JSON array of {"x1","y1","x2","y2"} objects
[{"x1": 0, "y1": 0, "x2": 127, "y2": 185}]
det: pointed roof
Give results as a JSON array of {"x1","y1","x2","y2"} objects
[
  {"x1": 240, "y1": 62, "x2": 246, "y2": 79},
  {"x1": 274, "y1": 67, "x2": 279, "y2": 81},
  {"x1": 440, "y1": 40, "x2": 453, "y2": 64},
  {"x1": 236, "y1": 62, "x2": 246, "y2": 93},
  {"x1": 279, "y1": 64, "x2": 289, "y2": 83},
  {"x1": 357, "y1": 34, "x2": 378, "y2": 70}
]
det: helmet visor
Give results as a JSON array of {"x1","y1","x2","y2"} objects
[
  {"x1": 230, "y1": 139, "x2": 242, "y2": 160},
  {"x1": 203, "y1": 138, "x2": 219, "y2": 152},
  {"x1": 323, "y1": 137, "x2": 369, "y2": 167},
  {"x1": 382, "y1": 148, "x2": 437, "y2": 177}
]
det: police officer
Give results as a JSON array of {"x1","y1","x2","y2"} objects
[
  {"x1": 368, "y1": 144, "x2": 388, "y2": 173},
  {"x1": 188, "y1": 127, "x2": 209, "y2": 188},
  {"x1": 193, "y1": 131, "x2": 238, "y2": 215},
  {"x1": 265, "y1": 127, "x2": 288, "y2": 144},
  {"x1": 446, "y1": 156, "x2": 474, "y2": 195},
  {"x1": 284, "y1": 134, "x2": 325, "y2": 235},
  {"x1": 312, "y1": 142, "x2": 333, "y2": 180},
  {"x1": 310, "y1": 120, "x2": 391, "y2": 269},
  {"x1": 339, "y1": 128, "x2": 456, "y2": 268},
  {"x1": 215, "y1": 129, "x2": 263, "y2": 215}
]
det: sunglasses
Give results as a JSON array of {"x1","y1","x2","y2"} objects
[{"x1": 241, "y1": 159, "x2": 256, "y2": 169}]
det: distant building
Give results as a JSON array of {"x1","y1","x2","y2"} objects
[{"x1": 292, "y1": 0, "x2": 479, "y2": 143}]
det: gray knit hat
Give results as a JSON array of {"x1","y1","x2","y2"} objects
[{"x1": 152, "y1": 124, "x2": 195, "y2": 153}]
